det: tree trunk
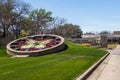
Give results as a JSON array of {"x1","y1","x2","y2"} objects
[{"x1": 2, "y1": 26, "x2": 6, "y2": 38}]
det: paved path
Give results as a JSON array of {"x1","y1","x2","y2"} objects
[{"x1": 88, "y1": 45, "x2": 120, "y2": 80}]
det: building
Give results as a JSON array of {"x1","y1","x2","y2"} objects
[
  {"x1": 113, "y1": 31, "x2": 120, "y2": 35},
  {"x1": 67, "y1": 31, "x2": 120, "y2": 47},
  {"x1": 107, "y1": 35, "x2": 120, "y2": 43}
]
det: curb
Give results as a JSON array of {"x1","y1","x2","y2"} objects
[{"x1": 76, "y1": 52, "x2": 110, "y2": 80}]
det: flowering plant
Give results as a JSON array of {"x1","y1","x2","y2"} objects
[{"x1": 21, "y1": 39, "x2": 52, "y2": 49}]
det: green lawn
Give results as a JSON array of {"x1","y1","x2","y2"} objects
[{"x1": 0, "y1": 41, "x2": 106, "y2": 80}]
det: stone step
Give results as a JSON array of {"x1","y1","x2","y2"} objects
[{"x1": 11, "y1": 55, "x2": 29, "y2": 58}]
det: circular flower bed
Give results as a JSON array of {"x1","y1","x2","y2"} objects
[{"x1": 7, "y1": 34, "x2": 65, "y2": 56}]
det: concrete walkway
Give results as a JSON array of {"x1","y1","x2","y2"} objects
[{"x1": 88, "y1": 45, "x2": 120, "y2": 80}]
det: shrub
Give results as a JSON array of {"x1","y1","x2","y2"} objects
[
  {"x1": 118, "y1": 39, "x2": 120, "y2": 44},
  {"x1": 107, "y1": 44, "x2": 117, "y2": 49},
  {"x1": 81, "y1": 43, "x2": 91, "y2": 47},
  {"x1": 19, "y1": 31, "x2": 28, "y2": 38}
]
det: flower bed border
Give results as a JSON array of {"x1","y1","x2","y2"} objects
[{"x1": 6, "y1": 34, "x2": 65, "y2": 57}]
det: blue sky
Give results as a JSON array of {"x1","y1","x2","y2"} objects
[{"x1": 24, "y1": 0, "x2": 120, "y2": 33}]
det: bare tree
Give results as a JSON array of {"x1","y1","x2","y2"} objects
[
  {"x1": 50, "y1": 17, "x2": 66, "y2": 34},
  {"x1": 99, "y1": 31, "x2": 111, "y2": 35},
  {"x1": 84, "y1": 32, "x2": 95, "y2": 35},
  {"x1": 0, "y1": 0, "x2": 30, "y2": 39},
  {"x1": 51, "y1": 23, "x2": 82, "y2": 38},
  {"x1": 0, "y1": 0, "x2": 30, "y2": 47}
]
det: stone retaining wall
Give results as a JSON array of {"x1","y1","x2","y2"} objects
[{"x1": 7, "y1": 34, "x2": 65, "y2": 57}]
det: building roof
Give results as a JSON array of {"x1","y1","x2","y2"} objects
[{"x1": 82, "y1": 35, "x2": 100, "y2": 38}]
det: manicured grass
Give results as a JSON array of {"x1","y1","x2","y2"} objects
[{"x1": 0, "y1": 41, "x2": 106, "y2": 80}]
